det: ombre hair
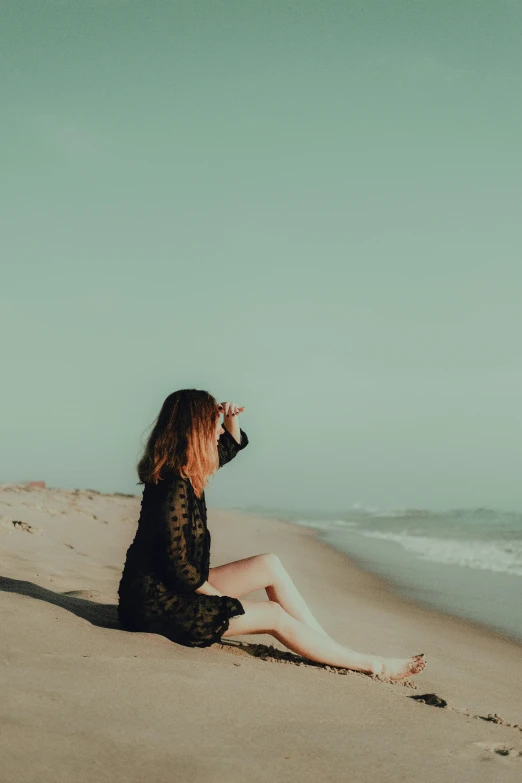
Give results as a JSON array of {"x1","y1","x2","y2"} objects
[{"x1": 137, "y1": 389, "x2": 220, "y2": 498}]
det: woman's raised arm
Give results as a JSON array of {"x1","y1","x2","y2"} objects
[{"x1": 217, "y1": 427, "x2": 249, "y2": 468}]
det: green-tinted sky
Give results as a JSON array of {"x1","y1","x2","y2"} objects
[{"x1": 2, "y1": 1, "x2": 521, "y2": 513}]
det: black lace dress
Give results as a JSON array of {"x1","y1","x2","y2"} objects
[{"x1": 117, "y1": 426, "x2": 248, "y2": 648}]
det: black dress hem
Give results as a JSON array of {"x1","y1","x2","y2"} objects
[
  {"x1": 180, "y1": 596, "x2": 246, "y2": 649},
  {"x1": 119, "y1": 595, "x2": 246, "y2": 649}
]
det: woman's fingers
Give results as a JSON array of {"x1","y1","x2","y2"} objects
[
  {"x1": 219, "y1": 401, "x2": 245, "y2": 417},
  {"x1": 219, "y1": 401, "x2": 231, "y2": 417}
]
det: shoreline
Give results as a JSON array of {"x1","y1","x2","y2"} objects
[
  {"x1": 209, "y1": 507, "x2": 522, "y2": 721},
  {"x1": 308, "y1": 522, "x2": 522, "y2": 649},
  {"x1": 239, "y1": 506, "x2": 522, "y2": 648},
  {"x1": 2, "y1": 484, "x2": 522, "y2": 781},
  {"x1": 216, "y1": 506, "x2": 522, "y2": 648}
]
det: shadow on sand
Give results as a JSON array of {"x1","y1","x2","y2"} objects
[{"x1": 0, "y1": 574, "x2": 120, "y2": 630}]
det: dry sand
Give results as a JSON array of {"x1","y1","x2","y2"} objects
[{"x1": 1, "y1": 482, "x2": 521, "y2": 782}]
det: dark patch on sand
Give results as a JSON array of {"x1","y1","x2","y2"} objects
[
  {"x1": 410, "y1": 693, "x2": 447, "y2": 708},
  {"x1": 477, "y1": 713, "x2": 522, "y2": 731},
  {"x1": 12, "y1": 520, "x2": 38, "y2": 533}
]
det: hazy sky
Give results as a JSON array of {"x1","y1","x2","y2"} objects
[{"x1": 2, "y1": 1, "x2": 521, "y2": 514}]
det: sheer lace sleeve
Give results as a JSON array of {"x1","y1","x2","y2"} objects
[
  {"x1": 159, "y1": 477, "x2": 208, "y2": 594},
  {"x1": 217, "y1": 427, "x2": 249, "y2": 469}
]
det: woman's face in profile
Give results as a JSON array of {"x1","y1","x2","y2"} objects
[{"x1": 214, "y1": 406, "x2": 225, "y2": 443}]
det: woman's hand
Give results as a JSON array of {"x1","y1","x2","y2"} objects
[
  {"x1": 218, "y1": 401, "x2": 244, "y2": 445},
  {"x1": 218, "y1": 401, "x2": 245, "y2": 419},
  {"x1": 195, "y1": 581, "x2": 223, "y2": 597}
]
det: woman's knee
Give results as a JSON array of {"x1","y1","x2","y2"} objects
[{"x1": 259, "y1": 552, "x2": 283, "y2": 576}]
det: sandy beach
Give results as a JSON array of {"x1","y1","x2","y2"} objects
[{"x1": 1, "y1": 482, "x2": 521, "y2": 782}]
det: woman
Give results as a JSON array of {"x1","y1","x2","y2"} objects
[{"x1": 118, "y1": 389, "x2": 426, "y2": 680}]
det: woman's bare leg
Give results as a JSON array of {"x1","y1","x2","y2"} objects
[
  {"x1": 222, "y1": 599, "x2": 426, "y2": 680},
  {"x1": 209, "y1": 553, "x2": 329, "y2": 637}
]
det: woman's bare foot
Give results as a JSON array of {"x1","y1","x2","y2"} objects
[{"x1": 371, "y1": 653, "x2": 426, "y2": 681}]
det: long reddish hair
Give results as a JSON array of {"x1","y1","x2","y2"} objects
[{"x1": 137, "y1": 389, "x2": 220, "y2": 498}]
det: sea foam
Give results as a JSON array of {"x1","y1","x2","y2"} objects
[{"x1": 356, "y1": 530, "x2": 522, "y2": 577}]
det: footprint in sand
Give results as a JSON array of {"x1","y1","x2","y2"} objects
[
  {"x1": 7, "y1": 520, "x2": 43, "y2": 535},
  {"x1": 473, "y1": 741, "x2": 522, "y2": 757},
  {"x1": 60, "y1": 544, "x2": 93, "y2": 561}
]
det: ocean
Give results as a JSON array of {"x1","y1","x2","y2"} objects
[{"x1": 243, "y1": 504, "x2": 522, "y2": 644}]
